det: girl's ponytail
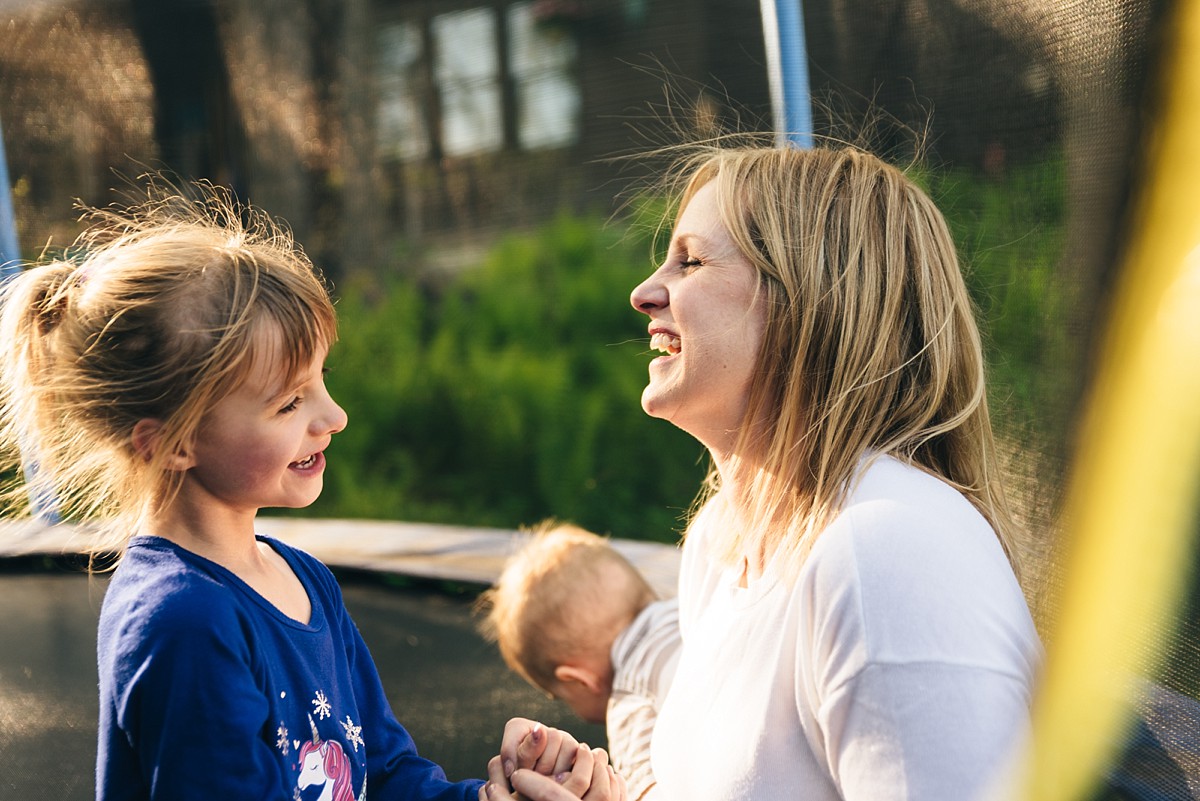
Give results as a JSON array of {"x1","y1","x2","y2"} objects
[
  {"x1": 0, "y1": 260, "x2": 80, "y2": 516},
  {"x1": 0, "y1": 183, "x2": 336, "y2": 560}
]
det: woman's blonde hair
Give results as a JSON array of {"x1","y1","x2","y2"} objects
[
  {"x1": 662, "y1": 145, "x2": 1019, "y2": 578},
  {"x1": 0, "y1": 184, "x2": 336, "y2": 556}
]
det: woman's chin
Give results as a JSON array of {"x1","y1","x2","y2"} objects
[
  {"x1": 641, "y1": 387, "x2": 683, "y2": 427},
  {"x1": 640, "y1": 386, "x2": 666, "y2": 418}
]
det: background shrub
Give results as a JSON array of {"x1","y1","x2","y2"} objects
[
  {"x1": 298, "y1": 165, "x2": 1070, "y2": 546},
  {"x1": 308, "y1": 214, "x2": 706, "y2": 543}
]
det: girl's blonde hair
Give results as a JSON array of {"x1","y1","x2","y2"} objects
[
  {"x1": 0, "y1": 185, "x2": 336, "y2": 555},
  {"x1": 663, "y1": 145, "x2": 1019, "y2": 579}
]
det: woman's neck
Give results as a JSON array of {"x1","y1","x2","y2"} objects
[
  {"x1": 707, "y1": 451, "x2": 775, "y2": 584},
  {"x1": 709, "y1": 447, "x2": 756, "y2": 508}
]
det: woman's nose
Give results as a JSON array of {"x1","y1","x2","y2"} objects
[{"x1": 630, "y1": 271, "x2": 668, "y2": 314}]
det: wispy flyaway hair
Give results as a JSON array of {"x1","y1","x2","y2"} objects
[
  {"x1": 659, "y1": 145, "x2": 1020, "y2": 579},
  {"x1": 0, "y1": 182, "x2": 336, "y2": 555}
]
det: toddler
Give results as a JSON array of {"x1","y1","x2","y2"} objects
[{"x1": 478, "y1": 523, "x2": 681, "y2": 801}]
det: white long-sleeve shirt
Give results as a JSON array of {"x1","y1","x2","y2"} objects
[{"x1": 651, "y1": 456, "x2": 1042, "y2": 801}]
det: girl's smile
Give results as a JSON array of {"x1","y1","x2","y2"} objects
[
  {"x1": 289, "y1": 451, "x2": 324, "y2": 472},
  {"x1": 183, "y1": 331, "x2": 347, "y2": 519}
]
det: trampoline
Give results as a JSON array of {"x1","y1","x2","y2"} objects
[
  {"x1": 2, "y1": 0, "x2": 1199, "y2": 799},
  {"x1": 0, "y1": 563, "x2": 604, "y2": 800}
]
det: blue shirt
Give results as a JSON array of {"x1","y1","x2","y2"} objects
[{"x1": 97, "y1": 535, "x2": 483, "y2": 801}]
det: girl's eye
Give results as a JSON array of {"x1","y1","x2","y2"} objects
[
  {"x1": 278, "y1": 397, "x2": 302, "y2": 414},
  {"x1": 680, "y1": 257, "x2": 702, "y2": 272}
]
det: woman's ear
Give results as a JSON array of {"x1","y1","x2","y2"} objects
[{"x1": 131, "y1": 419, "x2": 194, "y2": 470}]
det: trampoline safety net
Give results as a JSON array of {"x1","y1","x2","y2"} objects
[{"x1": 0, "y1": 0, "x2": 1196, "y2": 799}]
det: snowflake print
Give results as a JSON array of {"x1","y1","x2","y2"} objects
[
  {"x1": 276, "y1": 722, "x2": 290, "y2": 754},
  {"x1": 341, "y1": 715, "x2": 364, "y2": 752},
  {"x1": 312, "y1": 690, "x2": 331, "y2": 720}
]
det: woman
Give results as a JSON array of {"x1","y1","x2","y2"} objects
[{"x1": 492, "y1": 144, "x2": 1041, "y2": 801}]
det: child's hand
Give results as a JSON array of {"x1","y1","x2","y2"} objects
[
  {"x1": 481, "y1": 744, "x2": 627, "y2": 801},
  {"x1": 499, "y1": 718, "x2": 579, "y2": 778}
]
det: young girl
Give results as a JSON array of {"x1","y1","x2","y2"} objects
[{"x1": 0, "y1": 188, "x2": 606, "y2": 801}]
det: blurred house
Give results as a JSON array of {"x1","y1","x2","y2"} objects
[
  {"x1": 0, "y1": 0, "x2": 1152, "y2": 282},
  {"x1": 0, "y1": 0, "x2": 772, "y2": 277}
]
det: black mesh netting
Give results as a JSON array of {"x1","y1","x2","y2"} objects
[{"x1": 0, "y1": 0, "x2": 1195, "y2": 798}]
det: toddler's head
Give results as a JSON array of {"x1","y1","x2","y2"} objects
[
  {"x1": 0, "y1": 184, "x2": 336, "y2": 552},
  {"x1": 478, "y1": 522, "x2": 657, "y2": 722}
]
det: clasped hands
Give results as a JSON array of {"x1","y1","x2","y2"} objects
[{"x1": 482, "y1": 718, "x2": 627, "y2": 801}]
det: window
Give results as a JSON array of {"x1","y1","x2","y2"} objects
[
  {"x1": 376, "y1": 2, "x2": 580, "y2": 160},
  {"x1": 377, "y1": 21, "x2": 428, "y2": 161},
  {"x1": 508, "y1": 2, "x2": 580, "y2": 150},
  {"x1": 433, "y1": 8, "x2": 505, "y2": 156}
]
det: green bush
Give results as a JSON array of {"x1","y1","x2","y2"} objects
[
  {"x1": 295, "y1": 164, "x2": 1071, "y2": 544},
  {"x1": 305, "y1": 214, "x2": 706, "y2": 543},
  {"x1": 929, "y1": 159, "x2": 1073, "y2": 452}
]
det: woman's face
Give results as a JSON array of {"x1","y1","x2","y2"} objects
[{"x1": 629, "y1": 181, "x2": 766, "y2": 454}]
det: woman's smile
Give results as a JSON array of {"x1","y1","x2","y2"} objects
[
  {"x1": 649, "y1": 329, "x2": 682, "y2": 355},
  {"x1": 630, "y1": 181, "x2": 766, "y2": 452}
]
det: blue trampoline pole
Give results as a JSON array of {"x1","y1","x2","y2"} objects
[
  {"x1": 0, "y1": 112, "x2": 59, "y2": 522},
  {"x1": 759, "y1": 0, "x2": 814, "y2": 148},
  {"x1": 0, "y1": 112, "x2": 21, "y2": 276}
]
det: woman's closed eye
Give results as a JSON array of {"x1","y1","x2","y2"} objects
[{"x1": 679, "y1": 257, "x2": 703, "y2": 273}]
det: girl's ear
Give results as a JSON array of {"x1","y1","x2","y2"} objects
[{"x1": 131, "y1": 419, "x2": 194, "y2": 471}]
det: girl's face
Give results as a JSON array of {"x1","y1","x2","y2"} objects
[
  {"x1": 629, "y1": 181, "x2": 766, "y2": 455},
  {"x1": 185, "y1": 333, "x2": 347, "y2": 516}
]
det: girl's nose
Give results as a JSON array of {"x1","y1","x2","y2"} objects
[
  {"x1": 316, "y1": 386, "x2": 348, "y2": 435},
  {"x1": 326, "y1": 400, "x2": 348, "y2": 435},
  {"x1": 630, "y1": 271, "x2": 668, "y2": 314}
]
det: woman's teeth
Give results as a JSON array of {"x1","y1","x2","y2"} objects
[
  {"x1": 650, "y1": 332, "x2": 681, "y2": 355},
  {"x1": 292, "y1": 454, "x2": 317, "y2": 469}
]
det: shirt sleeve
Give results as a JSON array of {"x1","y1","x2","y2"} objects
[
  {"x1": 328, "y1": 583, "x2": 485, "y2": 801},
  {"x1": 606, "y1": 691, "x2": 659, "y2": 801},
  {"x1": 818, "y1": 662, "x2": 1033, "y2": 800},
  {"x1": 797, "y1": 492, "x2": 1038, "y2": 801},
  {"x1": 607, "y1": 599, "x2": 682, "y2": 801}
]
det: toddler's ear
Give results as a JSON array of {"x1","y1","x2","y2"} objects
[
  {"x1": 553, "y1": 664, "x2": 603, "y2": 693},
  {"x1": 131, "y1": 419, "x2": 194, "y2": 470}
]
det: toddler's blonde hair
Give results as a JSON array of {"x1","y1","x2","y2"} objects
[{"x1": 477, "y1": 521, "x2": 656, "y2": 692}]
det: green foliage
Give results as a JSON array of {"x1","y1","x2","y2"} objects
[
  {"x1": 929, "y1": 159, "x2": 1074, "y2": 453},
  {"x1": 304, "y1": 214, "x2": 705, "y2": 542},
  {"x1": 294, "y1": 164, "x2": 1072, "y2": 543}
]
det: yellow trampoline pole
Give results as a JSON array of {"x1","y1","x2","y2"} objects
[{"x1": 1017, "y1": 2, "x2": 1200, "y2": 800}]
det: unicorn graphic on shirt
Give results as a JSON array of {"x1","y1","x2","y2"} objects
[{"x1": 297, "y1": 714, "x2": 355, "y2": 801}]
